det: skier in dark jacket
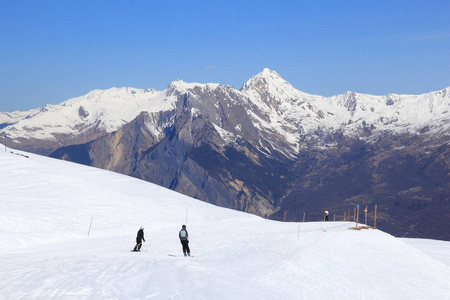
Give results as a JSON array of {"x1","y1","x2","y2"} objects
[
  {"x1": 133, "y1": 227, "x2": 145, "y2": 252},
  {"x1": 179, "y1": 225, "x2": 190, "y2": 256}
]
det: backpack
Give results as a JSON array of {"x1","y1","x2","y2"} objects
[{"x1": 180, "y1": 229, "x2": 187, "y2": 239}]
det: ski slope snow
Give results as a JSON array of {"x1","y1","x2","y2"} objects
[{"x1": 0, "y1": 148, "x2": 449, "y2": 299}]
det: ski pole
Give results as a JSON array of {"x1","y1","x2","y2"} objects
[{"x1": 88, "y1": 215, "x2": 94, "y2": 236}]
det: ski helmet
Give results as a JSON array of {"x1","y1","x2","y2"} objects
[{"x1": 182, "y1": 225, "x2": 186, "y2": 229}]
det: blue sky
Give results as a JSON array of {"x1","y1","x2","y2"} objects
[{"x1": 1, "y1": 0, "x2": 449, "y2": 112}]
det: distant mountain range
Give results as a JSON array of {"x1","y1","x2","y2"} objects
[{"x1": 2, "y1": 68, "x2": 449, "y2": 240}]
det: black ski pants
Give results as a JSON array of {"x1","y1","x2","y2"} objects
[
  {"x1": 181, "y1": 240, "x2": 190, "y2": 254},
  {"x1": 134, "y1": 238, "x2": 143, "y2": 251}
]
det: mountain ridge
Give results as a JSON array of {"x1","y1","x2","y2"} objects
[{"x1": 2, "y1": 68, "x2": 448, "y2": 146}]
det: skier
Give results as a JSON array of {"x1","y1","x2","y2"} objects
[
  {"x1": 132, "y1": 227, "x2": 145, "y2": 252},
  {"x1": 179, "y1": 225, "x2": 190, "y2": 256},
  {"x1": 324, "y1": 209, "x2": 329, "y2": 221}
]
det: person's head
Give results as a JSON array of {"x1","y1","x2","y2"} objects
[
  {"x1": 140, "y1": 227, "x2": 144, "y2": 230},
  {"x1": 182, "y1": 225, "x2": 186, "y2": 229}
]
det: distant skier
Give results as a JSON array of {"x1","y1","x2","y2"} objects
[
  {"x1": 132, "y1": 227, "x2": 145, "y2": 252},
  {"x1": 179, "y1": 225, "x2": 190, "y2": 256},
  {"x1": 324, "y1": 210, "x2": 329, "y2": 221}
]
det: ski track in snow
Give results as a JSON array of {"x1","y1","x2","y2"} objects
[{"x1": 0, "y1": 150, "x2": 450, "y2": 299}]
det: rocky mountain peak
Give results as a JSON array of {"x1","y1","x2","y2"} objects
[
  {"x1": 166, "y1": 80, "x2": 189, "y2": 96},
  {"x1": 166, "y1": 80, "x2": 221, "y2": 97},
  {"x1": 240, "y1": 68, "x2": 291, "y2": 92},
  {"x1": 259, "y1": 67, "x2": 283, "y2": 79},
  {"x1": 240, "y1": 68, "x2": 311, "y2": 115}
]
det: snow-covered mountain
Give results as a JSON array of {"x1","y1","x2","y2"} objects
[
  {"x1": 1, "y1": 69, "x2": 449, "y2": 241},
  {"x1": 241, "y1": 69, "x2": 449, "y2": 149},
  {"x1": 1, "y1": 68, "x2": 449, "y2": 156},
  {"x1": 1, "y1": 149, "x2": 449, "y2": 299},
  {"x1": 0, "y1": 87, "x2": 176, "y2": 154}
]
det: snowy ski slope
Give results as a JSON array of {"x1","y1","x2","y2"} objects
[{"x1": 0, "y1": 149, "x2": 449, "y2": 299}]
